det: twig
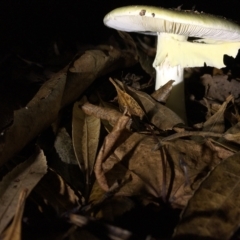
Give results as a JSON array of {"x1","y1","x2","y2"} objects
[{"x1": 162, "y1": 131, "x2": 223, "y2": 142}]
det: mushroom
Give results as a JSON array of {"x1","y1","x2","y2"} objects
[{"x1": 103, "y1": 5, "x2": 240, "y2": 123}]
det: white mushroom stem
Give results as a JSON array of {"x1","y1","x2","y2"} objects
[
  {"x1": 154, "y1": 33, "x2": 186, "y2": 122},
  {"x1": 153, "y1": 32, "x2": 240, "y2": 123},
  {"x1": 155, "y1": 64, "x2": 185, "y2": 122}
]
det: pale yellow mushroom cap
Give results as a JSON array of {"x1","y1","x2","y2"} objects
[{"x1": 104, "y1": 5, "x2": 240, "y2": 42}]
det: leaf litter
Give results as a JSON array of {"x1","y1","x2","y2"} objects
[{"x1": 1, "y1": 15, "x2": 240, "y2": 240}]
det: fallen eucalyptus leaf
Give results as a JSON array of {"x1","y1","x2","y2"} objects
[
  {"x1": 0, "y1": 189, "x2": 28, "y2": 240},
  {"x1": 72, "y1": 100, "x2": 101, "y2": 197},
  {"x1": 0, "y1": 148, "x2": 47, "y2": 233},
  {"x1": 0, "y1": 69, "x2": 67, "y2": 167}
]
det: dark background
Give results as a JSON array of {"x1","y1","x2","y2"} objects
[{"x1": 0, "y1": 0, "x2": 240, "y2": 55}]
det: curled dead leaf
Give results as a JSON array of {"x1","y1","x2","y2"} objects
[
  {"x1": 94, "y1": 114, "x2": 131, "y2": 192},
  {"x1": 109, "y1": 78, "x2": 145, "y2": 119}
]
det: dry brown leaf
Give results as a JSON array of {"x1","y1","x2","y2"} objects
[
  {"x1": 151, "y1": 80, "x2": 175, "y2": 103},
  {"x1": 94, "y1": 114, "x2": 131, "y2": 192},
  {"x1": 122, "y1": 82, "x2": 184, "y2": 130},
  {"x1": 98, "y1": 100, "x2": 121, "y2": 132},
  {"x1": 0, "y1": 68, "x2": 67, "y2": 167},
  {"x1": 0, "y1": 148, "x2": 47, "y2": 233},
  {"x1": 173, "y1": 151, "x2": 240, "y2": 240},
  {"x1": 72, "y1": 100, "x2": 101, "y2": 196},
  {"x1": 203, "y1": 95, "x2": 233, "y2": 133},
  {"x1": 34, "y1": 168, "x2": 80, "y2": 214},
  {"x1": 81, "y1": 101, "x2": 123, "y2": 128},
  {"x1": 1, "y1": 189, "x2": 28, "y2": 240},
  {"x1": 109, "y1": 78, "x2": 145, "y2": 119},
  {"x1": 160, "y1": 131, "x2": 223, "y2": 142}
]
